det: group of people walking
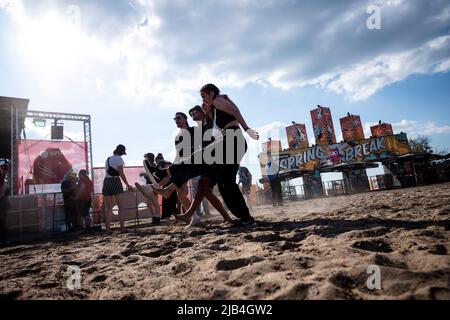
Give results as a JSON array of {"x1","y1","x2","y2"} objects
[
  {"x1": 101, "y1": 84, "x2": 259, "y2": 231},
  {"x1": 0, "y1": 83, "x2": 271, "y2": 243}
]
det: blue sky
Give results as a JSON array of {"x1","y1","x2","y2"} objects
[{"x1": 1, "y1": 0, "x2": 449, "y2": 184}]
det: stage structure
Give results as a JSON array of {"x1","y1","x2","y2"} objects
[
  {"x1": 0, "y1": 97, "x2": 30, "y2": 195},
  {"x1": 22, "y1": 111, "x2": 93, "y2": 194},
  {"x1": 0, "y1": 96, "x2": 93, "y2": 195}
]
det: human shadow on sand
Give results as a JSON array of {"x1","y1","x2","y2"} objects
[{"x1": 248, "y1": 218, "x2": 450, "y2": 239}]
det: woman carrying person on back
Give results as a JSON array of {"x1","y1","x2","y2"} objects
[{"x1": 173, "y1": 84, "x2": 259, "y2": 226}]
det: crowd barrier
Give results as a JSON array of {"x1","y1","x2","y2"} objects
[{"x1": 6, "y1": 190, "x2": 154, "y2": 240}]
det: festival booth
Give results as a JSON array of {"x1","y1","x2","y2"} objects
[{"x1": 259, "y1": 106, "x2": 413, "y2": 199}]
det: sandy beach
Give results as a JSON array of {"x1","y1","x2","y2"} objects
[{"x1": 0, "y1": 183, "x2": 449, "y2": 300}]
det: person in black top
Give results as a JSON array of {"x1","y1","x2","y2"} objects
[
  {"x1": 61, "y1": 172, "x2": 80, "y2": 232},
  {"x1": 171, "y1": 106, "x2": 234, "y2": 225},
  {"x1": 199, "y1": 84, "x2": 259, "y2": 226},
  {"x1": 135, "y1": 153, "x2": 161, "y2": 224},
  {"x1": 154, "y1": 154, "x2": 178, "y2": 219},
  {"x1": 0, "y1": 163, "x2": 10, "y2": 246},
  {"x1": 171, "y1": 112, "x2": 197, "y2": 213},
  {"x1": 157, "y1": 85, "x2": 260, "y2": 227},
  {"x1": 238, "y1": 166, "x2": 253, "y2": 209},
  {"x1": 154, "y1": 107, "x2": 235, "y2": 225}
]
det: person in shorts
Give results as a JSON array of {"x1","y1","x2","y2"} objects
[{"x1": 102, "y1": 144, "x2": 132, "y2": 233}]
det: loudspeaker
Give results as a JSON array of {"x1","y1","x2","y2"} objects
[{"x1": 51, "y1": 125, "x2": 64, "y2": 140}]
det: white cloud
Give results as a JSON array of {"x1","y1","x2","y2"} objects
[
  {"x1": 0, "y1": 0, "x2": 26, "y2": 24},
  {"x1": 364, "y1": 119, "x2": 450, "y2": 138},
  {"x1": 2, "y1": 0, "x2": 450, "y2": 106},
  {"x1": 324, "y1": 36, "x2": 450, "y2": 101}
]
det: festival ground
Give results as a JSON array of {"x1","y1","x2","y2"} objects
[{"x1": 0, "y1": 183, "x2": 449, "y2": 300}]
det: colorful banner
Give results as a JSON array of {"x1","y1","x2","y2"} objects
[
  {"x1": 17, "y1": 140, "x2": 87, "y2": 194},
  {"x1": 286, "y1": 123, "x2": 309, "y2": 149},
  {"x1": 340, "y1": 114, "x2": 365, "y2": 142},
  {"x1": 371, "y1": 123, "x2": 393, "y2": 137},
  {"x1": 260, "y1": 133, "x2": 411, "y2": 174},
  {"x1": 311, "y1": 106, "x2": 336, "y2": 145}
]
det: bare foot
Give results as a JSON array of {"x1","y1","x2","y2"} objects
[{"x1": 135, "y1": 183, "x2": 152, "y2": 198}]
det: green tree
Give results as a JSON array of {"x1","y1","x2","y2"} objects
[{"x1": 409, "y1": 135, "x2": 433, "y2": 153}]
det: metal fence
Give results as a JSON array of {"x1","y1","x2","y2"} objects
[
  {"x1": 6, "y1": 190, "x2": 156, "y2": 240},
  {"x1": 254, "y1": 174, "x2": 399, "y2": 206},
  {"x1": 6, "y1": 174, "x2": 400, "y2": 240}
]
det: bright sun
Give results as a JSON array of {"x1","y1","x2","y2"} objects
[{"x1": 18, "y1": 10, "x2": 83, "y2": 80}]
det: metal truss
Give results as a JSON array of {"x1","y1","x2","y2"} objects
[{"x1": 26, "y1": 110, "x2": 94, "y2": 183}]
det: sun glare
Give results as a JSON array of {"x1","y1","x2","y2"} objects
[{"x1": 18, "y1": 10, "x2": 82, "y2": 80}]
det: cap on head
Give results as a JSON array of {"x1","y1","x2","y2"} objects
[
  {"x1": 115, "y1": 144, "x2": 127, "y2": 155},
  {"x1": 144, "y1": 153, "x2": 155, "y2": 159},
  {"x1": 189, "y1": 105, "x2": 204, "y2": 117}
]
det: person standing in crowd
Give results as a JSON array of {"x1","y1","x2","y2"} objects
[
  {"x1": 0, "y1": 162, "x2": 10, "y2": 247},
  {"x1": 238, "y1": 166, "x2": 253, "y2": 210},
  {"x1": 154, "y1": 105, "x2": 235, "y2": 226},
  {"x1": 155, "y1": 153, "x2": 178, "y2": 219},
  {"x1": 77, "y1": 170, "x2": 93, "y2": 230},
  {"x1": 61, "y1": 172, "x2": 79, "y2": 232},
  {"x1": 200, "y1": 84, "x2": 259, "y2": 226},
  {"x1": 160, "y1": 84, "x2": 260, "y2": 227},
  {"x1": 135, "y1": 153, "x2": 161, "y2": 225},
  {"x1": 266, "y1": 152, "x2": 283, "y2": 207},
  {"x1": 102, "y1": 144, "x2": 132, "y2": 233},
  {"x1": 189, "y1": 105, "x2": 213, "y2": 217},
  {"x1": 172, "y1": 112, "x2": 199, "y2": 217}
]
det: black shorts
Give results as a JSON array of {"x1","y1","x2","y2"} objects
[
  {"x1": 102, "y1": 177, "x2": 124, "y2": 196},
  {"x1": 169, "y1": 164, "x2": 202, "y2": 188}
]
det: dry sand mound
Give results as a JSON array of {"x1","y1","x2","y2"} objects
[{"x1": 1, "y1": 183, "x2": 449, "y2": 300}]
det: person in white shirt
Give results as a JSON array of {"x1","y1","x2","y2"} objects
[{"x1": 102, "y1": 144, "x2": 132, "y2": 233}]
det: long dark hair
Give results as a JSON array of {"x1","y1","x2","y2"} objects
[{"x1": 200, "y1": 84, "x2": 220, "y2": 99}]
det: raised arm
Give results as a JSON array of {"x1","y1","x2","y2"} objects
[
  {"x1": 214, "y1": 96, "x2": 259, "y2": 140},
  {"x1": 214, "y1": 96, "x2": 249, "y2": 129}
]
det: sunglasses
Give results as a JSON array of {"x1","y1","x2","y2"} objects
[{"x1": 173, "y1": 116, "x2": 184, "y2": 121}]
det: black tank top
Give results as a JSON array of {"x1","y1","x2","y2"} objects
[{"x1": 213, "y1": 105, "x2": 236, "y2": 129}]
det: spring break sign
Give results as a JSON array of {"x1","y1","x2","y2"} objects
[{"x1": 275, "y1": 133, "x2": 410, "y2": 172}]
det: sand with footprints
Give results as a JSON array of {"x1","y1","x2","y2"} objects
[{"x1": 0, "y1": 183, "x2": 449, "y2": 300}]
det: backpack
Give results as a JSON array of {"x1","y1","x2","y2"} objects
[{"x1": 107, "y1": 157, "x2": 120, "y2": 177}]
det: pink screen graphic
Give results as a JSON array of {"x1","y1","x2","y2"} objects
[{"x1": 17, "y1": 140, "x2": 87, "y2": 194}]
